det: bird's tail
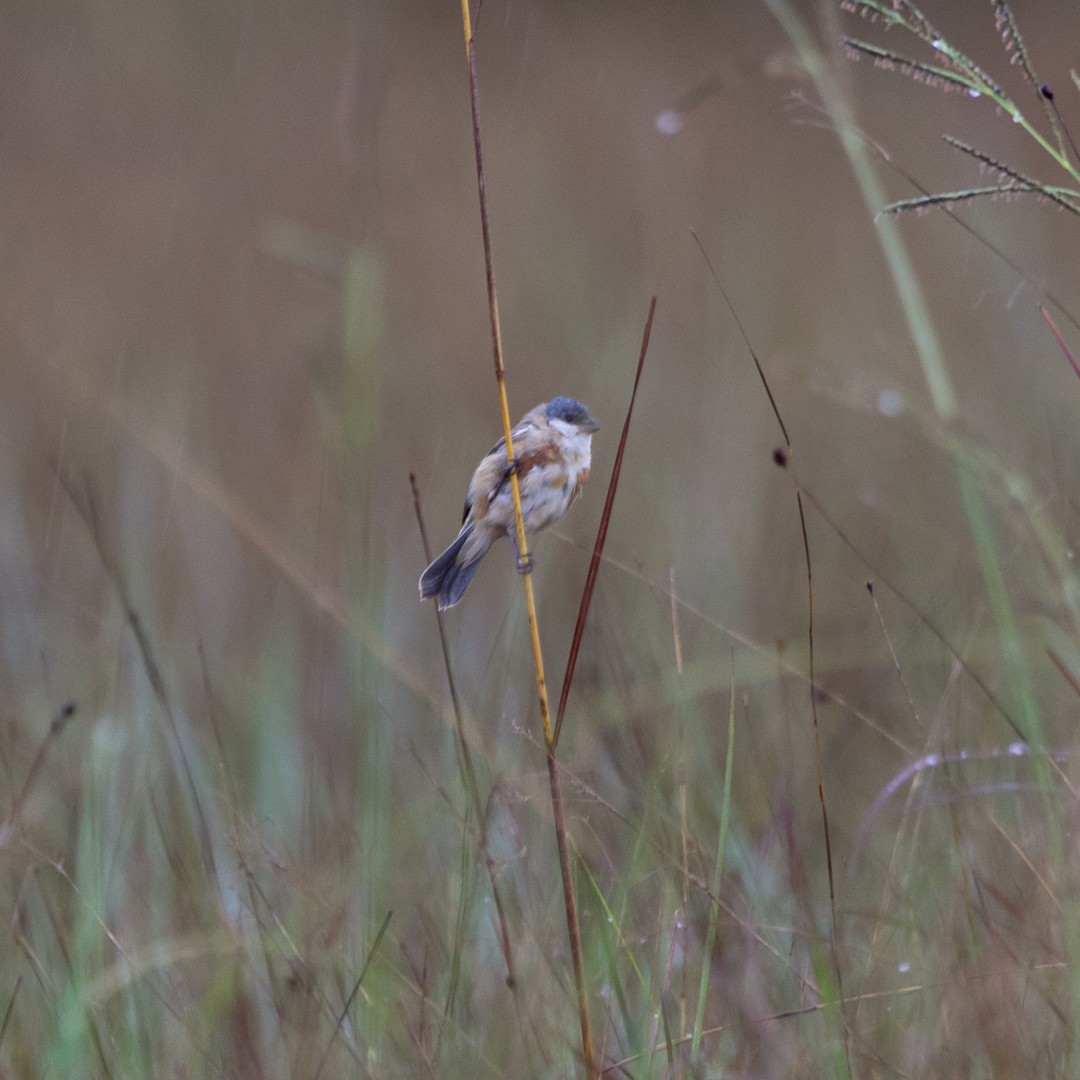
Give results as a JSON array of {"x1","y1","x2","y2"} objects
[{"x1": 419, "y1": 524, "x2": 488, "y2": 610}]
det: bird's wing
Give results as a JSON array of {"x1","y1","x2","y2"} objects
[
  {"x1": 462, "y1": 419, "x2": 543, "y2": 524},
  {"x1": 484, "y1": 417, "x2": 538, "y2": 460}
]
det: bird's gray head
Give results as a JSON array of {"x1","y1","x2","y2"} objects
[{"x1": 546, "y1": 397, "x2": 599, "y2": 433}]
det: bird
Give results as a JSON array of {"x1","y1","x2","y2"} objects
[{"x1": 419, "y1": 396, "x2": 600, "y2": 610}]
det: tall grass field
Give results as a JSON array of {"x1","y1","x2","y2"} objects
[{"x1": 2, "y1": 1, "x2": 1080, "y2": 1076}]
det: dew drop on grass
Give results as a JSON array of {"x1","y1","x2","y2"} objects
[
  {"x1": 898, "y1": 961, "x2": 910, "y2": 974},
  {"x1": 877, "y1": 388, "x2": 902, "y2": 417},
  {"x1": 968, "y1": 88, "x2": 981, "y2": 98},
  {"x1": 656, "y1": 110, "x2": 683, "y2": 135},
  {"x1": 1008, "y1": 742, "x2": 1026, "y2": 756}
]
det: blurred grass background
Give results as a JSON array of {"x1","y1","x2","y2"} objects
[{"x1": 3, "y1": 0, "x2": 1080, "y2": 1075}]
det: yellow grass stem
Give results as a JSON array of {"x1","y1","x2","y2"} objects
[{"x1": 457, "y1": 3, "x2": 597, "y2": 1074}]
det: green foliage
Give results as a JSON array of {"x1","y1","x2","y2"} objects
[{"x1": 844, "y1": 0, "x2": 1080, "y2": 215}]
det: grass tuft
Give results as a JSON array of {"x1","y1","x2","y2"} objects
[{"x1": 843, "y1": 0, "x2": 1080, "y2": 216}]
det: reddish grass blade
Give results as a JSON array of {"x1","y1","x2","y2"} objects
[
  {"x1": 553, "y1": 296, "x2": 655, "y2": 750},
  {"x1": 1040, "y1": 304, "x2": 1080, "y2": 382},
  {"x1": 2, "y1": 702, "x2": 77, "y2": 840}
]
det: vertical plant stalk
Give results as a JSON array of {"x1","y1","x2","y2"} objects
[
  {"x1": 672, "y1": 567, "x2": 690, "y2": 1038},
  {"x1": 61, "y1": 476, "x2": 220, "y2": 887},
  {"x1": 770, "y1": 0, "x2": 1058, "y2": 1058},
  {"x1": 771, "y1": 0, "x2": 1047, "y2": 746},
  {"x1": 690, "y1": 668, "x2": 735, "y2": 1064},
  {"x1": 691, "y1": 232, "x2": 847, "y2": 1062},
  {"x1": 456, "y1": 4, "x2": 596, "y2": 1074},
  {"x1": 2, "y1": 702, "x2": 77, "y2": 837},
  {"x1": 766, "y1": 1, "x2": 957, "y2": 423},
  {"x1": 411, "y1": 474, "x2": 517, "y2": 992},
  {"x1": 553, "y1": 298, "x2": 654, "y2": 749},
  {"x1": 828, "y1": 3, "x2": 1050, "y2": 764},
  {"x1": 311, "y1": 909, "x2": 392, "y2": 1080}
]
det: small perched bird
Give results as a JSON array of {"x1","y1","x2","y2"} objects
[{"x1": 419, "y1": 396, "x2": 600, "y2": 610}]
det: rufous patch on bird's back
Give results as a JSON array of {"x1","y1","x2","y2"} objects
[{"x1": 516, "y1": 443, "x2": 561, "y2": 478}]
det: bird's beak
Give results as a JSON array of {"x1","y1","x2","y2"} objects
[{"x1": 581, "y1": 415, "x2": 600, "y2": 433}]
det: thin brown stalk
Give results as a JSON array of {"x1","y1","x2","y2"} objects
[
  {"x1": 603, "y1": 966, "x2": 1080, "y2": 1074},
  {"x1": 312, "y1": 909, "x2": 392, "y2": 1080},
  {"x1": 456, "y1": 3, "x2": 596, "y2": 1073},
  {"x1": 0, "y1": 976, "x2": 21, "y2": 1055},
  {"x1": 1039, "y1": 84, "x2": 1080, "y2": 169},
  {"x1": 554, "y1": 297, "x2": 655, "y2": 748},
  {"x1": 410, "y1": 473, "x2": 517, "y2": 991},
  {"x1": 690, "y1": 231, "x2": 848, "y2": 1067},
  {"x1": 671, "y1": 565, "x2": 690, "y2": 1037},
  {"x1": 24, "y1": 838, "x2": 221, "y2": 1075},
  {"x1": 2, "y1": 701, "x2": 77, "y2": 836},
  {"x1": 544, "y1": 749, "x2": 594, "y2": 1072},
  {"x1": 789, "y1": 91, "x2": 1080, "y2": 337},
  {"x1": 1040, "y1": 304, "x2": 1080, "y2": 382},
  {"x1": 60, "y1": 474, "x2": 219, "y2": 886},
  {"x1": 669, "y1": 567, "x2": 684, "y2": 677},
  {"x1": 199, "y1": 650, "x2": 316, "y2": 1064},
  {"x1": 794, "y1": 481, "x2": 1023, "y2": 740},
  {"x1": 865, "y1": 580, "x2": 921, "y2": 731},
  {"x1": 1048, "y1": 647, "x2": 1080, "y2": 698},
  {"x1": 35, "y1": 881, "x2": 114, "y2": 1080}
]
